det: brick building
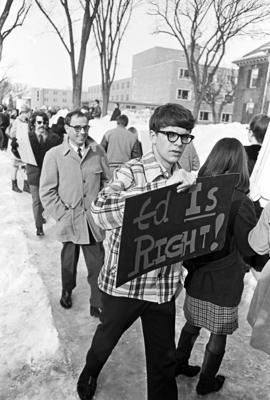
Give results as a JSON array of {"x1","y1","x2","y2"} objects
[
  {"x1": 233, "y1": 42, "x2": 270, "y2": 123},
  {"x1": 88, "y1": 46, "x2": 234, "y2": 123}
]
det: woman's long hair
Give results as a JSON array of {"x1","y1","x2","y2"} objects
[{"x1": 199, "y1": 138, "x2": 250, "y2": 193}]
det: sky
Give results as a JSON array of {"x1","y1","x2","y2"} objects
[{"x1": 1, "y1": 1, "x2": 269, "y2": 91}]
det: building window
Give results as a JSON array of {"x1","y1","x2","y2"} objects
[
  {"x1": 176, "y1": 89, "x2": 190, "y2": 100},
  {"x1": 221, "y1": 113, "x2": 231, "y2": 123},
  {"x1": 53, "y1": 98, "x2": 57, "y2": 102},
  {"x1": 121, "y1": 82, "x2": 125, "y2": 89},
  {"x1": 126, "y1": 94, "x2": 129, "y2": 101},
  {"x1": 116, "y1": 83, "x2": 119, "y2": 90},
  {"x1": 249, "y1": 67, "x2": 259, "y2": 88},
  {"x1": 199, "y1": 111, "x2": 210, "y2": 121},
  {"x1": 120, "y1": 94, "x2": 124, "y2": 101},
  {"x1": 53, "y1": 90, "x2": 58, "y2": 95},
  {"x1": 178, "y1": 68, "x2": 190, "y2": 79},
  {"x1": 126, "y1": 81, "x2": 130, "y2": 88},
  {"x1": 36, "y1": 91, "x2": 39, "y2": 101},
  {"x1": 63, "y1": 99, "x2": 67, "y2": 103}
]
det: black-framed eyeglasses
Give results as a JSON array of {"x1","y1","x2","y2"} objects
[
  {"x1": 36, "y1": 120, "x2": 48, "y2": 125},
  {"x1": 68, "y1": 124, "x2": 90, "y2": 133},
  {"x1": 158, "y1": 130, "x2": 194, "y2": 144}
]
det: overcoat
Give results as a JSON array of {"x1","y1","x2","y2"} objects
[{"x1": 40, "y1": 136, "x2": 111, "y2": 244}]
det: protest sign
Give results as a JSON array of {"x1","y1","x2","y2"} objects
[
  {"x1": 116, "y1": 173, "x2": 238, "y2": 287},
  {"x1": 16, "y1": 120, "x2": 37, "y2": 166}
]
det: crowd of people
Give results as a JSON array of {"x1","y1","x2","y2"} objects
[{"x1": 2, "y1": 100, "x2": 270, "y2": 400}]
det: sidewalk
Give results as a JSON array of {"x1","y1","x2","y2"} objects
[{"x1": 1, "y1": 150, "x2": 270, "y2": 400}]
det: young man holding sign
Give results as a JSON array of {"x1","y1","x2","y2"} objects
[{"x1": 77, "y1": 103, "x2": 196, "y2": 400}]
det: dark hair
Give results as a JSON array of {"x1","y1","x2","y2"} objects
[
  {"x1": 117, "y1": 114, "x2": 129, "y2": 127},
  {"x1": 65, "y1": 110, "x2": 87, "y2": 125},
  {"x1": 128, "y1": 126, "x2": 138, "y2": 134},
  {"x1": 199, "y1": 138, "x2": 250, "y2": 192},
  {"x1": 95, "y1": 99, "x2": 100, "y2": 104},
  {"x1": 30, "y1": 111, "x2": 49, "y2": 129},
  {"x1": 249, "y1": 114, "x2": 270, "y2": 144},
  {"x1": 149, "y1": 103, "x2": 195, "y2": 132}
]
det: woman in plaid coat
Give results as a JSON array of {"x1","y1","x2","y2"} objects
[{"x1": 175, "y1": 138, "x2": 257, "y2": 396}]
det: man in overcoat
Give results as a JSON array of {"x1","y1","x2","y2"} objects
[{"x1": 40, "y1": 110, "x2": 111, "y2": 318}]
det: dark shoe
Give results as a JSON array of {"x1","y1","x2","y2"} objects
[
  {"x1": 42, "y1": 217, "x2": 47, "y2": 224},
  {"x1": 90, "y1": 305, "x2": 102, "y2": 319},
  {"x1": 196, "y1": 346, "x2": 225, "y2": 395},
  {"x1": 77, "y1": 376, "x2": 97, "y2": 400},
  {"x1": 60, "y1": 290, "x2": 72, "y2": 309},
  {"x1": 12, "y1": 180, "x2": 22, "y2": 193},
  {"x1": 175, "y1": 362, "x2": 200, "y2": 377},
  {"x1": 36, "y1": 227, "x2": 44, "y2": 236},
  {"x1": 23, "y1": 180, "x2": 30, "y2": 193},
  {"x1": 196, "y1": 375, "x2": 225, "y2": 395}
]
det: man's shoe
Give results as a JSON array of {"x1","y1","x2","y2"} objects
[
  {"x1": 90, "y1": 306, "x2": 102, "y2": 319},
  {"x1": 60, "y1": 290, "x2": 72, "y2": 309},
  {"x1": 36, "y1": 227, "x2": 44, "y2": 236},
  {"x1": 77, "y1": 376, "x2": 97, "y2": 400}
]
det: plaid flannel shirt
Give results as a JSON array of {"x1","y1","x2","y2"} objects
[{"x1": 91, "y1": 150, "x2": 184, "y2": 303}]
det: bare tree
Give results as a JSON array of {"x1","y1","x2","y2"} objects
[
  {"x1": 0, "y1": 0, "x2": 30, "y2": 62},
  {"x1": 204, "y1": 69, "x2": 237, "y2": 123},
  {"x1": 34, "y1": 0, "x2": 100, "y2": 108},
  {"x1": 149, "y1": 0, "x2": 270, "y2": 120},
  {"x1": 93, "y1": 0, "x2": 140, "y2": 116}
]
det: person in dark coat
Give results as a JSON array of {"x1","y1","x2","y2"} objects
[
  {"x1": 17, "y1": 111, "x2": 61, "y2": 236},
  {"x1": 110, "y1": 102, "x2": 121, "y2": 121},
  {"x1": 0, "y1": 105, "x2": 10, "y2": 150},
  {"x1": 92, "y1": 99, "x2": 101, "y2": 118},
  {"x1": 244, "y1": 114, "x2": 270, "y2": 175},
  {"x1": 175, "y1": 138, "x2": 257, "y2": 396},
  {"x1": 50, "y1": 116, "x2": 66, "y2": 142}
]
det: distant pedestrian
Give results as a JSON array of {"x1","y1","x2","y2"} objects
[
  {"x1": 128, "y1": 126, "x2": 143, "y2": 157},
  {"x1": 100, "y1": 115, "x2": 142, "y2": 172},
  {"x1": 50, "y1": 116, "x2": 66, "y2": 143},
  {"x1": 92, "y1": 99, "x2": 101, "y2": 119},
  {"x1": 110, "y1": 102, "x2": 121, "y2": 121},
  {"x1": 0, "y1": 105, "x2": 10, "y2": 151},
  {"x1": 40, "y1": 110, "x2": 111, "y2": 317},
  {"x1": 9, "y1": 105, "x2": 32, "y2": 193}
]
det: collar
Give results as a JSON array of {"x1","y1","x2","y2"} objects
[
  {"x1": 141, "y1": 150, "x2": 181, "y2": 182},
  {"x1": 69, "y1": 140, "x2": 85, "y2": 154},
  {"x1": 62, "y1": 136, "x2": 98, "y2": 156}
]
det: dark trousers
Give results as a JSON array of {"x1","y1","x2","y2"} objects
[
  {"x1": 0, "y1": 128, "x2": 9, "y2": 150},
  {"x1": 84, "y1": 292, "x2": 177, "y2": 400},
  {"x1": 29, "y1": 184, "x2": 43, "y2": 229},
  {"x1": 61, "y1": 241, "x2": 104, "y2": 308}
]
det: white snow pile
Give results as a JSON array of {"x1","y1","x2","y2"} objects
[{"x1": 0, "y1": 153, "x2": 59, "y2": 385}]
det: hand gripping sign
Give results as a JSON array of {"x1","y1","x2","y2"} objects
[{"x1": 116, "y1": 173, "x2": 238, "y2": 287}]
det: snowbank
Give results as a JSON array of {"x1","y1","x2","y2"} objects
[{"x1": 0, "y1": 153, "x2": 59, "y2": 382}]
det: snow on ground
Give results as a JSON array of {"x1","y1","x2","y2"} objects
[
  {"x1": 0, "y1": 117, "x2": 267, "y2": 399},
  {"x1": 0, "y1": 153, "x2": 59, "y2": 390}
]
